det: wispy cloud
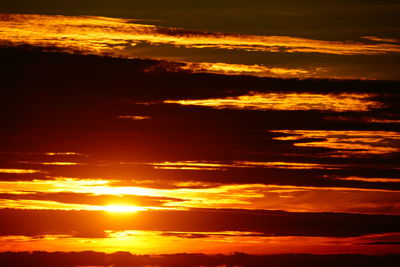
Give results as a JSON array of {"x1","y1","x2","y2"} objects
[
  {"x1": 164, "y1": 93, "x2": 383, "y2": 112},
  {"x1": 336, "y1": 177, "x2": 400, "y2": 183},
  {"x1": 117, "y1": 115, "x2": 151, "y2": 120},
  {"x1": 0, "y1": 178, "x2": 399, "y2": 215},
  {"x1": 2, "y1": 231, "x2": 400, "y2": 255},
  {"x1": 0, "y1": 168, "x2": 43, "y2": 174},
  {"x1": 149, "y1": 160, "x2": 344, "y2": 170},
  {"x1": 1, "y1": 14, "x2": 400, "y2": 58},
  {"x1": 180, "y1": 62, "x2": 321, "y2": 78},
  {"x1": 362, "y1": 36, "x2": 400, "y2": 44},
  {"x1": 271, "y1": 130, "x2": 400, "y2": 156}
]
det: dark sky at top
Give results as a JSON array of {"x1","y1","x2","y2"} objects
[{"x1": 1, "y1": 0, "x2": 400, "y2": 39}]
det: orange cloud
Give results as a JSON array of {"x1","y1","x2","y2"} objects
[
  {"x1": 362, "y1": 36, "x2": 400, "y2": 43},
  {"x1": 150, "y1": 160, "x2": 343, "y2": 170},
  {"x1": 0, "y1": 168, "x2": 43, "y2": 174},
  {"x1": 0, "y1": 178, "x2": 399, "y2": 215},
  {"x1": 271, "y1": 130, "x2": 400, "y2": 156},
  {"x1": 164, "y1": 92, "x2": 383, "y2": 112},
  {"x1": 1, "y1": 14, "x2": 400, "y2": 57},
  {"x1": 180, "y1": 62, "x2": 319, "y2": 78},
  {"x1": 117, "y1": 115, "x2": 151, "y2": 120},
  {"x1": 1, "y1": 230, "x2": 399, "y2": 255},
  {"x1": 335, "y1": 177, "x2": 400, "y2": 183}
]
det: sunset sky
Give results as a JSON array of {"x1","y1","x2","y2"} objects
[{"x1": 0, "y1": 1, "x2": 400, "y2": 266}]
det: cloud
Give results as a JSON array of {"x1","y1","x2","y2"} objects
[
  {"x1": 336, "y1": 177, "x2": 400, "y2": 183},
  {"x1": 117, "y1": 115, "x2": 151, "y2": 120},
  {"x1": 1, "y1": 14, "x2": 400, "y2": 58},
  {"x1": 149, "y1": 160, "x2": 344, "y2": 170},
  {"x1": 271, "y1": 130, "x2": 400, "y2": 156},
  {"x1": 1, "y1": 230, "x2": 400, "y2": 255},
  {"x1": 163, "y1": 92, "x2": 383, "y2": 112},
  {"x1": 0, "y1": 192, "x2": 181, "y2": 208},
  {"x1": 180, "y1": 62, "x2": 321, "y2": 79},
  {"x1": 1, "y1": 178, "x2": 399, "y2": 214},
  {"x1": 0, "y1": 168, "x2": 43, "y2": 174},
  {"x1": 362, "y1": 36, "x2": 400, "y2": 44}
]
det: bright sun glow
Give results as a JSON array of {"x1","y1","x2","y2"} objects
[{"x1": 96, "y1": 205, "x2": 145, "y2": 213}]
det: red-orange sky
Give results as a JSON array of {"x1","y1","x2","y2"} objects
[{"x1": 0, "y1": 1, "x2": 400, "y2": 266}]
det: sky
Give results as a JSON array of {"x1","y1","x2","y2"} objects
[{"x1": 0, "y1": 1, "x2": 400, "y2": 266}]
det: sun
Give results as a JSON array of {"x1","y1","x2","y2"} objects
[{"x1": 99, "y1": 204, "x2": 145, "y2": 213}]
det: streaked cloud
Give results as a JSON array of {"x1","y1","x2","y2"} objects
[
  {"x1": 271, "y1": 130, "x2": 400, "y2": 156},
  {"x1": 150, "y1": 160, "x2": 343, "y2": 170},
  {"x1": 0, "y1": 191, "x2": 181, "y2": 211},
  {"x1": 41, "y1": 162, "x2": 82, "y2": 166},
  {"x1": 45, "y1": 152, "x2": 84, "y2": 156},
  {"x1": 18, "y1": 161, "x2": 83, "y2": 166},
  {"x1": 0, "y1": 168, "x2": 43, "y2": 174},
  {"x1": 180, "y1": 62, "x2": 319, "y2": 78},
  {"x1": 362, "y1": 36, "x2": 400, "y2": 43},
  {"x1": 117, "y1": 115, "x2": 151, "y2": 120},
  {"x1": 0, "y1": 152, "x2": 84, "y2": 156},
  {"x1": 325, "y1": 116, "x2": 400, "y2": 124},
  {"x1": 1, "y1": 14, "x2": 400, "y2": 59},
  {"x1": 1, "y1": 230, "x2": 400, "y2": 254},
  {"x1": 335, "y1": 177, "x2": 400, "y2": 183},
  {"x1": 164, "y1": 93, "x2": 383, "y2": 112},
  {"x1": 0, "y1": 178, "x2": 399, "y2": 215}
]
